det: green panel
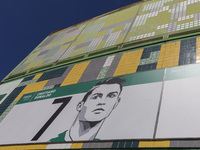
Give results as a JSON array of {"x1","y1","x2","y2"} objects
[
  {"x1": 165, "y1": 63, "x2": 200, "y2": 81},
  {"x1": 17, "y1": 69, "x2": 164, "y2": 104}
]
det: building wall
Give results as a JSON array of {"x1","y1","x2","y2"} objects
[
  {"x1": 1, "y1": 36, "x2": 200, "y2": 149},
  {"x1": 1, "y1": 0, "x2": 200, "y2": 149}
]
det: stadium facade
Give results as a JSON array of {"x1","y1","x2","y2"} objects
[{"x1": 1, "y1": 0, "x2": 200, "y2": 149}]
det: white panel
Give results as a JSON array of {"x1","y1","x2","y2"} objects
[
  {"x1": 96, "y1": 82, "x2": 162, "y2": 140},
  {"x1": 156, "y1": 77, "x2": 200, "y2": 138}
]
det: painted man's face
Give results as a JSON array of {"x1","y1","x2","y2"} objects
[{"x1": 78, "y1": 84, "x2": 121, "y2": 122}]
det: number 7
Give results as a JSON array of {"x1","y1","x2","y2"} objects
[{"x1": 31, "y1": 96, "x2": 72, "y2": 141}]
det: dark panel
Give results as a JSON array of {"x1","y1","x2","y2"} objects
[
  {"x1": 21, "y1": 75, "x2": 35, "y2": 82},
  {"x1": 0, "y1": 94, "x2": 6, "y2": 102},
  {"x1": 137, "y1": 63, "x2": 157, "y2": 72},
  {"x1": 141, "y1": 45, "x2": 161, "y2": 59},
  {"x1": 37, "y1": 67, "x2": 68, "y2": 82},
  {"x1": 179, "y1": 38, "x2": 196, "y2": 66},
  {"x1": 118, "y1": 141, "x2": 125, "y2": 148},
  {"x1": 131, "y1": 141, "x2": 139, "y2": 148},
  {"x1": 45, "y1": 65, "x2": 73, "y2": 87},
  {"x1": 112, "y1": 141, "x2": 119, "y2": 148},
  {"x1": 0, "y1": 86, "x2": 26, "y2": 116}
]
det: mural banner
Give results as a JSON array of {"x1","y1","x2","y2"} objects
[{"x1": 0, "y1": 70, "x2": 164, "y2": 145}]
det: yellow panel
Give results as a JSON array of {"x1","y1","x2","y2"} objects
[
  {"x1": 153, "y1": 141, "x2": 169, "y2": 147},
  {"x1": 25, "y1": 144, "x2": 48, "y2": 149},
  {"x1": 59, "y1": 43, "x2": 70, "y2": 50},
  {"x1": 24, "y1": 145, "x2": 32, "y2": 150},
  {"x1": 0, "y1": 146, "x2": 5, "y2": 150},
  {"x1": 113, "y1": 25, "x2": 125, "y2": 33},
  {"x1": 7, "y1": 146, "x2": 14, "y2": 150},
  {"x1": 61, "y1": 61, "x2": 90, "y2": 87},
  {"x1": 7, "y1": 146, "x2": 15, "y2": 150},
  {"x1": 46, "y1": 39, "x2": 67, "y2": 48},
  {"x1": 96, "y1": 30, "x2": 107, "y2": 38},
  {"x1": 0, "y1": 146, "x2": 9, "y2": 150},
  {"x1": 114, "y1": 49, "x2": 143, "y2": 76},
  {"x1": 76, "y1": 143, "x2": 83, "y2": 149},
  {"x1": 16, "y1": 145, "x2": 23, "y2": 150},
  {"x1": 116, "y1": 34, "x2": 126, "y2": 45},
  {"x1": 13, "y1": 145, "x2": 22, "y2": 150},
  {"x1": 22, "y1": 145, "x2": 31, "y2": 150},
  {"x1": 3, "y1": 146, "x2": 9, "y2": 150},
  {"x1": 4, "y1": 144, "x2": 48, "y2": 150},
  {"x1": 15, "y1": 80, "x2": 48, "y2": 101},
  {"x1": 33, "y1": 73, "x2": 43, "y2": 79},
  {"x1": 146, "y1": 141, "x2": 154, "y2": 147},
  {"x1": 196, "y1": 37, "x2": 200, "y2": 61},
  {"x1": 138, "y1": 141, "x2": 154, "y2": 148},
  {"x1": 157, "y1": 41, "x2": 180, "y2": 69},
  {"x1": 24, "y1": 59, "x2": 46, "y2": 70},
  {"x1": 160, "y1": 140, "x2": 170, "y2": 147},
  {"x1": 171, "y1": 41, "x2": 180, "y2": 67},
  {"x1": 21, "y1": 145, "x2": 28, "y2": 149},
  {"x1": 96, "y1": 40, "x2": 106, "y2": 49},
  {"x1": 70, "y1": 143, "x2": 77, "y2": 149},
  {"x1": 68, "y1": 47, "x2": 87, "y2": 57},
  {"x1": 18, "y1": 145, "x2": 24, "y2": 149},
  {"x1": 67, "y1": 35, "x2": 79, "y2": 41}
]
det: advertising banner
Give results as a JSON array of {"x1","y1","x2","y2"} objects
[{"x1": 0, "y1": 70, "x2": 164, "y2": 144}]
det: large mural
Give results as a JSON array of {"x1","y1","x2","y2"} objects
[
  {"x1": 0, "y1": 70, "x2": 164, "y2": 144},
  {"x1": 1, "y1": 63, "x2": 200, "y2": 148}
]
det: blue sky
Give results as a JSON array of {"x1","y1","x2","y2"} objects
[{"x1": 0, "y1": 0, "x2": 139, "y2": 82}]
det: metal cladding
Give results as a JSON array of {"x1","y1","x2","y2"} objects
[{"x1": 6, "y1": 0, "x2": 200, "y2": 79}]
